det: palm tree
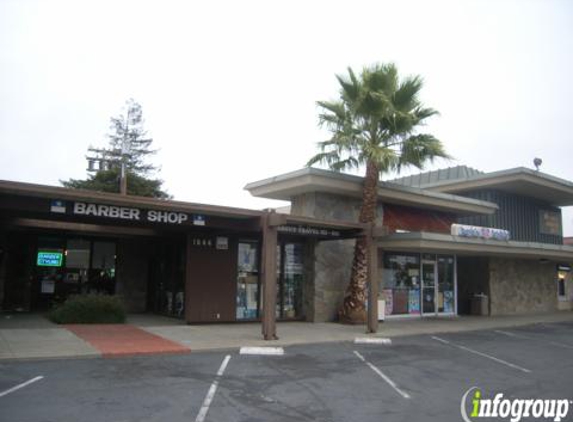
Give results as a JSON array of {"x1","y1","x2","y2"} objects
[{"x1": 307, "y1": 63, "x2": 450, "y2": 323}]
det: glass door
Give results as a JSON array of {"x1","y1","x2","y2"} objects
[
  {"x1": 281, "y1": 243, "x2": 304, "y2": 319},
  {"x1": 421, "y1": 260, "x2": 436, "y2": 315},
  {"x1": 275, "y1": 242, "x2": 304, "y2": 319}
]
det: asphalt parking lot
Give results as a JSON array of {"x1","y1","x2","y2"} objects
[{"x1": 1, "y1": 321, "x2": 572, "y2": 422}]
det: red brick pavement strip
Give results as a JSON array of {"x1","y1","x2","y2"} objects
[{"x1": 65, "y1": 324, "x2": 191, "y2": 358}]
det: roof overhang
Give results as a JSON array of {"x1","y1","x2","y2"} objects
[
  {"x1": 0, "y1": 179, "x2": 262, "y2": 220},
  {"x1": 378, "y1": 232, "x2": 573, "y2": 261},
  {"x1": 0, "y1": 179, "x2": 367, "y2": 238},
  {"x1": 245, "y1": 168, "x2": 498, "y2": 216},
  {"x1": 428, "y1": 168, "x2": 573, "y2": 207}
]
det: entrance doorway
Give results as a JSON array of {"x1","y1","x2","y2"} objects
[
  {"x1": 421, "y1": 260, "x2": 436, "y2": 314},
  {"x1": 235, "y1": 240, "x2": 305, "y2": 321},
  {"x1": 276, "y1": 242, "x2": 304, "y2": 319},
  {"x1": 147, "y1": 239, "x2": 185, "y2": 318},
  {"x1": 421, "y1": 255, "x2": 456, "y2": 316}
]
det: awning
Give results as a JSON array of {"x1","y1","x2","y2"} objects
[{"x1": 378, "y1": 231, "x2": 573, "y2": 261}]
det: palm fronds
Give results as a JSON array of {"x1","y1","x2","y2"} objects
[{"x1": 308, "y1": 63, "x2": 449, "y2": 177}]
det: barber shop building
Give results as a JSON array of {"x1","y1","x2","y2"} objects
[{"x1": 1, "y1": 165, "x2": 572, "y2": 336}]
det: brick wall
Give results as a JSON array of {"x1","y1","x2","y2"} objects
[{"x1": 383, "y1": 204, "x2": 455, "y2": 234}]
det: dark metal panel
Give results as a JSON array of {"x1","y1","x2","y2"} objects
[{"x1": 456, "y1": 189, "x2": 562, "y2": 244}]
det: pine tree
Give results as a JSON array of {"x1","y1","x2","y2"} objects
[{"x1": 62, "y1": 99, "x2": 170, "y2": 198}]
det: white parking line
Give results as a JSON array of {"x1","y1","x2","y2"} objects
[
  {"x1": 239, "y1": 347, "x2": 284, "y2": 356},
  {"x1": 354, "y1": 337, "x2": 392, "y2": 345},
  {"x1": 353, "y1": 351, "x2": 411, "y2": 399},
  {"x1": 494, "y1": 330, "x2": 522, "y2": 338},
  {"x1": 195, "y1": 355, "x2": 231, "y2": 422},
  {"x1": 494, "y1": 330, "x2": 573, "y2": 350},
  {"x1": 0, "y1": 376, "x2": 44, "y2": 398},
  {"x1": 431, "y1": 336, "x2": 531, "y2": 373}
]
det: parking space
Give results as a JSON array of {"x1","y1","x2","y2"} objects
[
  {"x1": 0, "y1": 353, "x2": 229, "y2": 422},
  {"x1": 1, "y1": 322, "x2": 572, "y2": 422},
  {"x1": 212, "y1": 343, "x2": 416, "y2": 422}
]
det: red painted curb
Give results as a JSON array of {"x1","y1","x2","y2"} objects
[{"x1": 65, "y1": 324, "x2": 191, "y2": 358}]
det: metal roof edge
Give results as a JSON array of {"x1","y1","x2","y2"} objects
[
  {"x1": 245, "y1": 167, "x2": 498, "y2": 213},
  {"x1": 244, "y1": 167, "x2": 363, "y2": 190},
  {"x1": 416, "y1": 167, "x2": 573, "y2": 191}
]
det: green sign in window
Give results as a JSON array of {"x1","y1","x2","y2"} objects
[{"x1": 37, "y1": 251, "x2": 63, "y2": 267}]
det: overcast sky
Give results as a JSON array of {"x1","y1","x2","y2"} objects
[{"x1": 1, "y1": 0, "x2": 572, "y2": 235}]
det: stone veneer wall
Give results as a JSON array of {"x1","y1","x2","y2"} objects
[
  {"x1": 489, "y1": 258, "x2": 558, "y2": 315},
  {"x1": 291, "y1": 192, "x2": 383, "y2": 322},
  {"x1": 116, "y1": 238, "x2": 150, "y2": 313}
]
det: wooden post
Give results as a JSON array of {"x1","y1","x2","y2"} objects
[
  {"x1": 367, "y1": 223, "x2": 379, "y2": 333},
  {"x1": 184, "y1": 234, "x2": 193, "y2": 324},
  {"x1": 261, "y1": 212, "x2": 278, "y2": 340}
]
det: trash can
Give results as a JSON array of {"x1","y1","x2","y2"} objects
[
  {"x1": 377, "y1": 299, "x2": 385, "y2": 321},
  {"x1": 471, "y1": 294, "x2": 489, "y2": 316}
]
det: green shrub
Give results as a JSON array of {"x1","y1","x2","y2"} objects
[{"x1": 48, "y1": 294, "x2": 126, "y2": 324}]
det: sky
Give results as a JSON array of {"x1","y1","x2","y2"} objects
[{"x1": 1, "y1": 0, "x2": 572, "y2": 235}]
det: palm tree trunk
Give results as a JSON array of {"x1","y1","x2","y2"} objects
[{"x1": 339, "y1": 160, "x2": 379, "y2": 323}]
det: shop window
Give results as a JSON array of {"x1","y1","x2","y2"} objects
[
  {"x1": 382, "y1": 253, "x2": 456, "y2": 316},
  {"x1": 89, "y1": 241, "x2": 117, "y2": 295},
  {"x1": 36, "y1": 237, "x2": 66, "y2": 304},
  {"x1": 236, "y1": 241, "x2": 305, "y2": 321},
  {"x1": 60, "y1": 239, "x2": 90, "y2": 298},
  {"x1": 382, "y1": 254, "x2": 421, "y2": 316},
  {"x1": 65, "y1": 239, "x2": 90, "y2": 269},
  {"x1": 437, "y1": 256, "x2": 455, "y2": 313},
  {"x1": 236, "y1": 241, "x2": 260, "y2": 320},
  {"x1": 91, "y1": 242, "x2": 115, "y2": 271}
]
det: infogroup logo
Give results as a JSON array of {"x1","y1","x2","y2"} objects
[{"x1": 461, "y1": 387, "x2": 571, "y2": 422}]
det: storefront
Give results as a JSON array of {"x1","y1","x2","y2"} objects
[
  {"x1": 3, "y1": 163, "x2": 573, "y2": 340},
  {"x1": 381, "y1": 253, "x2": 456, "y2": 317},
  {"x1": 236, "y1": 240, "x2": 305, "y2": 320},
  {"x1": 18, "y1": 234, "x2": 117, "y2": 311},
  {"x1": 245, "y1": 166, "x2": 573, "y2": 322},
  {"x1": 0, "y1": 180, "x2": 363, "y2": 338},
  {"x1": 378, "y1": 231, "x2": 573, "y2": 316}
]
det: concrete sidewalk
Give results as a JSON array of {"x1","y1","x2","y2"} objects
[
  {"x1": 1, "y1": 311, "x2": 572, "y2": 360},
  {"x1": 138, "y1": 311, "x2": 573, "y2": 351}
]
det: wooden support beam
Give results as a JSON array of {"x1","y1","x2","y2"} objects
[
  {"x1": 372, "y1": 225, "x2": 390, "y2": 239},
  {"x1": 367, "y1": 223, "x2": 379, "y2": 333},
  {"x1": 261, "y1": 212, "x2": 278, "y2": 340},
  {"x1": 267, "y1": 212, "x2": 287, "y2": 227},
  {"x1": 184, "y1": 234, "x2": 193, "y2": 324}
]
